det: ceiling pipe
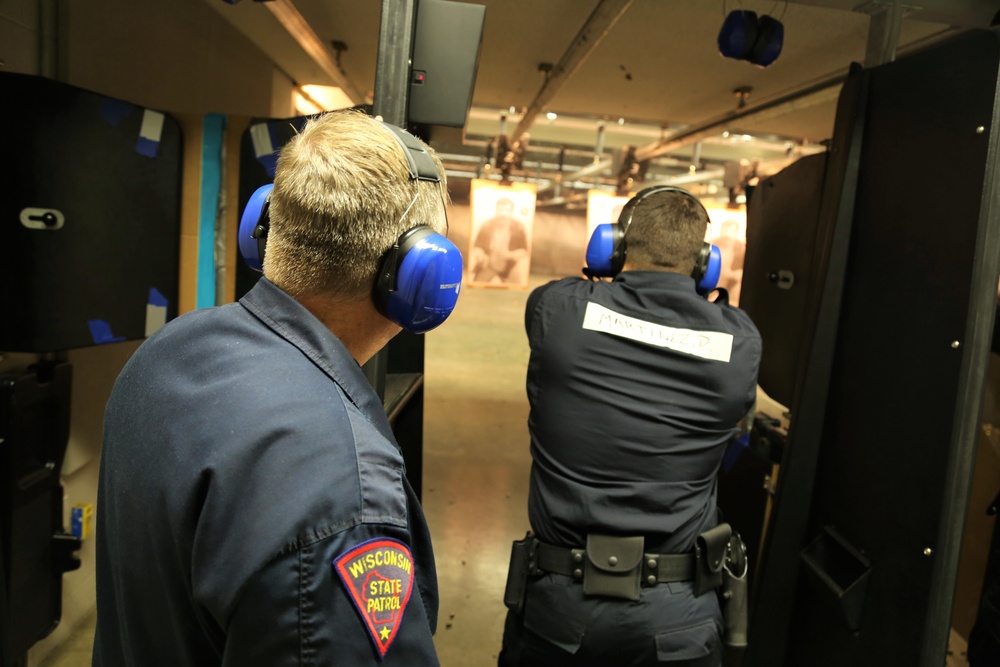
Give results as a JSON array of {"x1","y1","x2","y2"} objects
[
  {"x1": 264, "y1": 0, "x2": 367, "y2": 104},
  {"x1": 533, "y1": 24, "x2": 962, "y2": 195},
  {"x1": 631, "y1": 25, "x2": 961, "y2": 164},
  {"x1": 534, "y1": 70, "x2": 846, "y2": 195},
  {"x1": 511, "y1": 0, "x2": 635, "y2": 143},
  {"x1": 633, "y1": 73, "x2": 846, "y2": 163}
]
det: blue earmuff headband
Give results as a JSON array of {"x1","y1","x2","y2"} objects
[{"x1": 584, "y1": 185, "x2": 723, "y2": 295}]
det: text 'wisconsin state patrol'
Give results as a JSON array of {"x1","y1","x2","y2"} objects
[{"x1": 347, "y1": 548, "x2": 413, "y2": 579}]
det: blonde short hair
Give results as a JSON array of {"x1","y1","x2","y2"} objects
[{"x1": 262, "y1": 110, "x2": 449, "y2": 299}]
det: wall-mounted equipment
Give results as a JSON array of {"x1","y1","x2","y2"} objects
[{"x1": 408, "y1": 0, "x2": 487, "y2": 128}]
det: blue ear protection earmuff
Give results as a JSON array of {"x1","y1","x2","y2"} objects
[
  {"x1": 717, "y1": 10, "x2": 784, "y2": 68},
  {"x1": 584, "y1": 185, "x2": 722, "y2": 295},
  {"x1": 238, "y1": 183, "x2": 273, "y2": 273},
  {"x1": 237, "y1": 117, "x2": 463, "y2": 334},
  {"x1": 373, "y1": 225, "x2": 463, "y2": 334},
  {"x1": 374, "y1": 122, "x2": 463, "y2": 334}
]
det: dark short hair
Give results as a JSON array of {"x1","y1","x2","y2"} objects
[{"x1": 623, "y1": 190, "x2": 708, "y2": 273}]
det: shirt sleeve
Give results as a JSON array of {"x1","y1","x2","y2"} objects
[
  {"x1": 524, "y1": 281, "x2": 559, "y2": 338},
  {"x1": 222, "y1": 523, "x2": 440, "y2": 667}
]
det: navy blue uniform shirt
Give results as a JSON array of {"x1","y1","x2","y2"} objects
[
  {"x1": 93, "y1": 278, "x2": 439, "y2": 666},
  {"x1": 525, "y1": 271, "x2": 762, "y2": 554}
]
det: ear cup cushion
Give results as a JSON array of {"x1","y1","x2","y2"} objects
[
  {"x1": 749, "y1": 14, "x2": 784, "y2": 67},
  {"x1": 718, "y1": 10, "x2": 759, "y2": 61},
  {"x1": 585, "y1": 223, "x2": 626, "y2": 278},
  {"x1": 239, "y1": 184, "x2": 273, "y2": 272},
  {"x1": 379, "y1": 227, "x2": 465, "y2": 334},
  {"x1": 696, "y1": 244, "x2": 723, "y2": 295}
]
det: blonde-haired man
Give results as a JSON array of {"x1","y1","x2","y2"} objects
[{"x1": 94, "y1": 111, "x2": 449, "y2": 666}]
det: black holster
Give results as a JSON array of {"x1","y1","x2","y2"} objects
[
  {"x1": 694, "y1": 523, "x2": 749, "y2": 648},
  {"x1": 503, "y1": 532, "x2": 538, "y2": 614},
  {"x1": 720, "y1": 531, "x2": 749, "y2": 649}
]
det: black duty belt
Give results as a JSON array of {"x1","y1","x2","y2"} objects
[{"x1": 535, "y1": 540, "x2": 696, "y2": 586}]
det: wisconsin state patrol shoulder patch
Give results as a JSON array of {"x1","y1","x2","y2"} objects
[{"x1": 334, "y1": 538, "x2": 415, "y2": 658}]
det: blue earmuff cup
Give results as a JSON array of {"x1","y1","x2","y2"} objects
[
  {"x1": 239, "y1": 184, "x2": 273, "y2": 272},
  {"x1": 697, "y1": 244, "x2": 723, "y2": 295},
  {"x1": 718, "y1": 10, "x2": 758, "y2": 61},
  {"x1": 386, "y1": 232, "x2": 464, "y2": 334},
  {"x1": 585, "y1": 224, "x2": 618, "y2": 277},
  {"x1": 750, "y1": 15, "x2": 784, "y2": 68}
]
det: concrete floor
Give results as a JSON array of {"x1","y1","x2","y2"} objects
[
  {"x1": 33, "y1": 274, "x2": 976, "y2": 667},
  {"x1": 422, "y1": 276, "x2": 542, "y2": 665}
]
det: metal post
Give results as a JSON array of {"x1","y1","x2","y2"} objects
[
  {"x1": 863, "y1": 0, "x2": 904, "y2": 68},
  {"x1": 372, "y1": 0, "x2": 418, "y2": 126},
  {"x1": 366, "y1": 0, "x2": 419, "y2": 399}
]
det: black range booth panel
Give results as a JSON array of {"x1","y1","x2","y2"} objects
[
  {"x1": 717, "y1": 151, "x2": 830, "y2": 577},
  {"x1": 736, "y1": 28, "x2": 1000, "y2": 667},
  {"x1": 0, "y1": 363, "x2": 79, "y2": 663},
  {"x1": 0, "y1": 73, "x2": 183, "y2": 663},
  {"x1": 0, "y1": 72, "x2": 183, "y2": 353}
]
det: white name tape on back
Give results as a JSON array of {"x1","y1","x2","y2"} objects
[{"x1": 582, "y1": 302, "x2": 734, "y2": 362}]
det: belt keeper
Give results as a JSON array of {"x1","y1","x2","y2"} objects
[
  {"x1": 571, "y1": 549, "x2": 584, "y2": 580},
  {"x1": 644, "y1": 555, "x2": 659, "y2": 586}
]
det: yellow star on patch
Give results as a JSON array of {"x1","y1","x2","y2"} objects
[{"x1": 380, "y1": 626, "x2": 391, "y2": 641}]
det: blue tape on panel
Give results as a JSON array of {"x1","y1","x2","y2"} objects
[
  {"x1": 148, "y1": 287, "x2": 168, "y2": 308},
  {"x1": 250, "y1": 121, "x2": 279, "y2": 177},
  {"x1": 100, "y1": 98, "x2": 134, "y2": 128},
  {"x1": 88, "y1": 320, "x2": 126, "y2": 345},
  {"x1": 136, "y1": 109, "x2": 166, "y2": 158},
  {"x1": 197, "y1": 114, "x2": 227, "y2": 309},
  {"x1": 146, "y1": 287, "x2": 169, "y2": 337}
]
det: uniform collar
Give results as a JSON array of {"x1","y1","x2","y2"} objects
[
  {"x1": 613, "y1": 270, "x2": 698, "y2": 291},
  {"x1": 239, "y1": 277, "x2": 393, "y2": 438}
]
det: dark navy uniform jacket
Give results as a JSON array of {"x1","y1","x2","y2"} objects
[
  {"x1": 93, "y1": 278, "x2": 439, "y2": 666},
  {"x1": 511, "y1": 271, "x2": 762, "y2": 661},
  {"x1": 525, "y1": 271, "x2": 762, "y2": 555}
]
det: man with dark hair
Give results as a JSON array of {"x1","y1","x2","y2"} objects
[{"x1": 499, "y1": 187, "x2": 761, "y2": 666}]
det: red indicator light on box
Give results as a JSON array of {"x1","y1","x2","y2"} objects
[{"x1": 412, "y1": 70, "x2": 426, "y2": 84}]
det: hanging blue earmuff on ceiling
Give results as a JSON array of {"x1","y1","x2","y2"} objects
[
  {"x1": 236, "y1": 117, "x2": 463, "y2": 334},
  {"x1": 717, "y1": 8, "x2": 784, "y2": 68},
  {"x1": 584, "y1": 185, "x2": 723, "y2": 296}
]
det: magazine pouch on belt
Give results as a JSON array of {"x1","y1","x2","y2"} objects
[
  {"x1": 583, "y1": 534, "x2": 644, "y2": 601},
  {"x1": 694, "y1": 523, "x2": 732, "y2": 597}
]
